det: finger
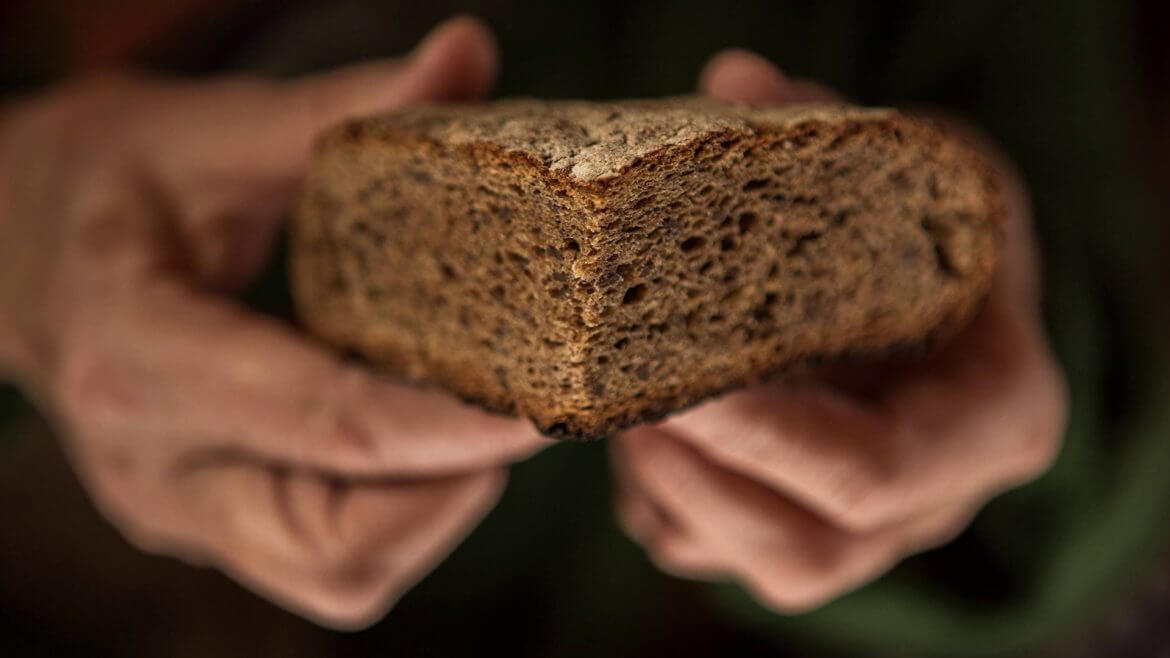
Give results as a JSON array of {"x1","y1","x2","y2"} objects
[
  {"x1": 57, "y1": 281, "x2": 551, "y2": 477},
  {"x1": 614, "y1": 485, "x2": 728, "y2": 579},
  {"x1": 270, "y1": 14, "x2": 498, "y2": 164},
  {"x1": 699, "y1": 49, "x2": 841, "y2": 104},
  {"x1": 101, "y1": 16, "x2": 500, "y2": 292},
  {"x1": 609, "y1": 446, "x2": 672, "y2": 545},
  {"x1": 657, "y1": 182, "x2": 1065, "y2": 533},
  {"x1": 657, "y1": 380, "x2": 908, "y2": 533},
  {"x1": 163, "y1": 463, "x2": 505, "y2": 628},
  {"x1": 658, "y1": 295, "x2": 1063, "y2": 535},
  {"x1": 618, "y1": 428, "x2": 976, "y2": 611},
  {"x1": 684, "y1": 61, "x2": 1063, "y2": 533},
  {"x1": 147, "y1": 15, "x2": 498, "y2": 194},
  {"x1": 612, "y1": 443, "x2": 727, "y2": 577}
]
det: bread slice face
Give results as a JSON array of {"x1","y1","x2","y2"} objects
[{"x1": 293, "y1": 99, "x2": 1002, "y2": 439}]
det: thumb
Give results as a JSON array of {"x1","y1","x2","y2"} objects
[
  {"x1": 151, "y1": 15, "x2": 498, "y2": 191},
  {"x1": 288, "y1": 14, "x2": 499, "y2": 130},
  {"x1": 698, "y1": 49, "x2": 841, "y2": 105},
  {"x1": 699, "y1": 49, "x2": 794, "y2": 104},
  {"x1": 383, "y1": 14, "x2": 499, "y2": 104}
]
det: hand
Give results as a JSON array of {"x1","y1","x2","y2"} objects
[
  {"x1": 612, "y1": 51, "x2": 1068, "y2": 612},
  {"x1": 0, "y1": 17, "x2": 549, "y2": 628}
]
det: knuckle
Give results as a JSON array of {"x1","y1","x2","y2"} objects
[
  {"x1": 84, "y1": 455, "x2": 135, "y2": 506},
  {"x1": 304, "y1": 567, "x2": 398, "y2": 630},
  {"x1": 117, "y1": 520, "x2": 183, "y2": 558},
  {"x1": 1003, "y1": 340, "x2": 1068, "y2": 474},
  {"x1": 271, "y1": 486, "x2": 360, "y2": 575},
  {"x1": 751, "y1": 571, "x2": 838, "y2": 614},
  {"x1": 323, "y1": 413, "x2": 376, "y2": 466},
  {"x1": 304, "y1": 367, "x2": 378, "y2": 466},
  {"x1": 650, "y1": 535, "x2": 707, "y2": 576},
  {"x1": 615, "y1": 501, "x2": 655, "y2": 544},
  {"x1": 84, "y1": 467, "x2": 138, "y2": 526},
  {"x1": 69, "y1": 193, "x2": 136, "y2": 252},
  {"x1": 1016, "y1": 422, "x2": 1060, "y2": 477},
  {"x1": 54, "y1": 341, "x2": 133, "y2": 430},
  {"x1": 822, "y1": 456, "x2": 901, "y2": 533},
  {"x1": 919, "y1": 514, "x2": 973, "y2": 552},
  {"x1": 1015, "y1": 368, "x2": 1068, "y2": 478},
  {"x1": 744, "y1": 542, "x2": 851, "y2": 613},
  {"x1": 792, "y1": 538, "x2": 853, "y2": 586},
  {"x1": 307, "y1": 535, "x2": 372, "y2": 580},
  {"x1": 84, "y1": 461, "x2": 183, "y2": 556}
]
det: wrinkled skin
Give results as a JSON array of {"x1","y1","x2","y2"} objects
[
  {"x1": 612, "y1": 51, "x2": 1068, "y2": 612},
  {"x1": 0, "y1": 16, "x2": 1067, "y2": 628},
  {"x1": 0, "y1": 17, "x2": 552, "y2": 629}
]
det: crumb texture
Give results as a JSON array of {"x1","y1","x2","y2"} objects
[{"x1": 294, "y1": 99, "x2": 1001, "y2": 438}]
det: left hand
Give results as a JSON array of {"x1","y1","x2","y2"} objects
[
  {"x1": 611, "y1": 50, "x2": 1068, "y2": 612},
  {"x1": 0, "y1": 16, "x2": 549, "y2": 628}
]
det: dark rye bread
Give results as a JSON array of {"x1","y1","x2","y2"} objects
[{"x1": 292, "y1": 99, "x2": 1002, "y2": 439}]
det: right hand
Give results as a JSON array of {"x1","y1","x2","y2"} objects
[
  {"x1": 0, "y1": 16, "x2": 549, "y2": 628},
  {"x1": 612, "y1": 51, "x2": 1067, "y2": 613}
]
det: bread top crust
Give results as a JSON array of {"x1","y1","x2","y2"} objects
[{"x1": 342, "y1": 98, "x2": 896, "y2": 182}]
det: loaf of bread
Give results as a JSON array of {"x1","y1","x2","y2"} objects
[{"x1": 292, "y1": 99, "x2": 1002, "y2": 439}]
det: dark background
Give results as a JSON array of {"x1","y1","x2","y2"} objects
[{"x1": 1, "y1": 1, "x2": 1169, "y2": 656}]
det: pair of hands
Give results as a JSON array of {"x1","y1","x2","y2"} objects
[{"x1": 0, "y1": 17, "x2": 1067, "y2": 627}]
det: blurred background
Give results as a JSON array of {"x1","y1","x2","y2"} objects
[{"x1": 2, "y1": 1, "x2": 1169, "y2": 656}]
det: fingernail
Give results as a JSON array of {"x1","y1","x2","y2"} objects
[
  {"x1": 701, "y1": 49, "x2": 792, "y2": 104},
  {"x1": 412, "y1": 15, "x2": 494, "y2": 63},
  {"x1": 401, "y1": 15, "x2": 497, "y2": 101}
]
